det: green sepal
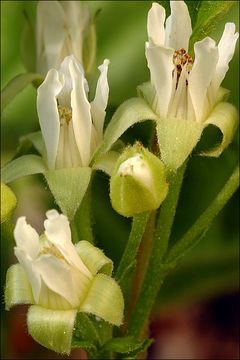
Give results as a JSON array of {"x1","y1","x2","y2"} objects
[
  {"x1": 215, "y1": 87, "x2": 230, "y2": 104},
  {"x1": 201, "y1": 102, "x2": 239, "y2": 157},
  {"x1": 137, "y1": 81, "x2": 156, "y2": 108},
  {"x1": 27, "y1": 305, "x2": 77, "y2": 355},
  {"x1": 93, "y1": 150, "x2": 121, "y2": 176},
  {"x1": 1, "y1": 73, "x2": 44, "y2": 112},
  {"x1": 75, "y1": 240, "x2": 113, "y2": 276},
  {"x1": 102, "y1": 337, "x2": 153, "y2": 356},
  {"x1": 81, "y1": 274, "x2": 124, "y2": 326},
  {"x1": 21, "y1": 10, "x2": 36, "y2": 73},
  {"x1": 5, "y1": 264, "x2": 34, "y2": 310},
  {"x1": 157, "y1": 117, "x2": 203, "y2": 171},
  {"x1": 92, "y1": 98, "x2": 158, "y2": 164},
  {"x1": 110, "y1": 143, "x2": 169, "y2": 217},
  {"x1": 1, "y1": 155, "x2": 46, "y2": 184},
  {"x1": 44, "y1": 167, "x2": 92, "y2": 220},
  {"x1": 1, "y1": 183, "x2": 17, "y2": 223}
]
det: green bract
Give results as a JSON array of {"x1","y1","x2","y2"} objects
[
  {"x1": 110, "y1": 143, "x2": 169, "y2": 217},
  {"x1": 1, "y1": 183, "x2": 17, "y2": 223}
]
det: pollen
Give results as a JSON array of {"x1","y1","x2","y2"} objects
[
  {"x1": 58, "y1": 105, "x2": 72, "y2": 125},
  {"x1": 173, "y1": 48, "x2": 193, "y2": 85}
]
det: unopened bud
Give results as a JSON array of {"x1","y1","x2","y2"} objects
[{"x1": 110, "y1": 143, "x2": 169, "y2": 217}]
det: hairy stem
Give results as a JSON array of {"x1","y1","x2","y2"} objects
[{"x1": 127, "y1": 163, "x2": 187, "y2": 337}]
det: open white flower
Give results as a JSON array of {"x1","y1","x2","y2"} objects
[
  {"x1": 5, "y1": 210, "x2": 124, "y2": 353},
  {"x1": 143, "y1": 1, "x2": 239, "y2": 170},
  {"x1": 13, "y1": 209, "x2": 93, "y2": 310},
  {"x1": 37, "y1": 55, "x2": 109, "y2": 170},
  {"x1": 146, "y1": 1, "x2": 238, "y2": 122},
  {"x1": 36, "y1": 1, "x2": 90, "y2": 75}
]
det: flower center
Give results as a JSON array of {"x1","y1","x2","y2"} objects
[
  {"x1": 173, "y1": 49, "x2": 193, "y2": 85},
  {"x1": 58, "y1": 105, "x2": 72, "y2": 125},
  {"x1": 39, "y1": 242, "x2": 65, "y2": 261}
]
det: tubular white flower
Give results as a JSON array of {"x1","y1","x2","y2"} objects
[
  {"x1": 14, "y1": 210, "x2": 93, "y2": 310},
  {"x1": 36, "y1": 1, "x2": 90, "y2": 75},
  {"x1": 37, "y1": 55, "x2": 110, "y2": 170},
  {"x1": 146, "y1": 1, "x2": 239, "y2": 123}
]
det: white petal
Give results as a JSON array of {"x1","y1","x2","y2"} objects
[
  {"x1": 44, "y1": 210, "x2": 92, "y2": 278},
  {"x1": 58, "y1": 55, "x2": 89, "y2": 108},
  {"x1": 91, "y1": 59, "x2": 110, "y2": 139},
  {"x1": 211, "y1": 23, "x2": 239, "y2": 98},
  {"x1": 69, "y1": 58, "x2": 92, "y2": 166},
  {"x1": 165, "y1": 0, "x2": 192, "y2": 51},
  {"x1": 34, "y1": 254, "x2": 79, "y2": 307},
  {"x1": 146, "y1": 42, "x2": 174, "y2": 117},
  {"x1": 36, "y1": 1, "x2": 66, "y2": 74},
  {"x1": 37, "y1": 69, "x2": 63, "y2": 170},
  {"x1": 188, "y1": 37, "x2": 219, "y2": 122},
  {"x1": 14, "y1": 247, "x2": 41, "y2": 304},
  {"x1": 147, "y1": 3, "x2": 166, "y2": 46},
  {"x1": 14, "y1": 217, "x2": 39, "y2": 259}
]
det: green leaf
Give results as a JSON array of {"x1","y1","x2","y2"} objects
[
  {"x1": 1, "y1": 155, "x2": 46, "y2": 184},
  {"x1": 93, "y1": 150, "x2": 121, "y2": 176},
  {"x1": 1, "y1": 73, "x2": 44, "y2": 112},
  {"x1": 165, "y1": 165, "x2": 239, "y2": 268},
  {"x1": 102, "y1": 337, "x2": 153, "y2": 357},
  {"x1": 201, "y1": 102, "x2": 239, "y2": 157},
  {"x1": 81, "y1": 274, "x2": 124, "y2": 326},
  {"x1": 44, "y1": 167, "x2": 92, "y2": 220},
  {"x1": 21, "y1": 10, "x2": 36, "y2": 72},
  {"x1": 75, "y1": 240, "x2": 113, "y2": 276},
  {"x1": 186, "y1": 1, "x2": 202, "y2": 27},
  {"x1": 189, "y1": 1, "x2": 234, "y2": 54},
  {"x1": 73, "y1": 312, "x2": 112, "y2": 346},
  {"x1": 91, "y1": 98, "x2": 158, "y2": 164},
  {"x1": 12, "y1": 131, "x2": 44, "y2": 160},
  {"x1": 72, "y1": 186, "x2": 94, "y2": 244},
  {"x1": 5, "y1": 264, "x2": 34, "y2": 310},
  {"x1": 27, "y1": 305, "x2": 77, "y2": 355},
  {"x1": 71, "y1": 339, "x2": 97, "y2": 350}
]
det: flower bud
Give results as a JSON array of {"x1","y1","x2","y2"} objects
[
  {"x1": 1, "y1": 182, "x2": 17, "y2": 223},
  {"x1": 110, "y1": 143, "x2": 169, "y2": 217}
]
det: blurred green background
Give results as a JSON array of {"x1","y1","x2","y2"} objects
[{"x1": 1, "y1": 1, "x2": 239, "y2": 359}]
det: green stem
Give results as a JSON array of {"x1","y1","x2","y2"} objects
[
  {"x1": 74, "y1": 183, "x2": 94, "y2": 244},
  {"x1": 115, "y1": 212, "x2": 150, "y2": 288},
  {"x1": 165, "y1": 164, "x2": 239, "y2": 267},
  {"x1": 127, "y1": 163, "x2": 187, "y2": 338}
]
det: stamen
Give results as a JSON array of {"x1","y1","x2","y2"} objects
[
  {"x1": 173, "y1": 49, "x2": 193, "y2": 86},
  {"x1": 58, "y1": 105, "x2": 72, "y2": 125},
  {"x1": 38, "y1": 242, "x2": 65, "y2": 261}
]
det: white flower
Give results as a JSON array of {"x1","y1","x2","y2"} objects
[
  {"x1": 37, "y1": 55, "x2": 109, "y2": 170},
  {"x1": 36, "y1": 1, "x2": 90, "y2": 75},
  {"x1": 14, "y1": 209, "x2": 93, "y2": 310},
  {"x1": 146, "y1": 1, "x2": 239, "y2": 123}
]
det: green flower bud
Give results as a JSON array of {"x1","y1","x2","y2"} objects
[
  {"x1": 1, "y1": 182, "x2": 17, "y2": 223},
  {"x1": 110, "y1": 143, "x2": 169, "y2": 217}
]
